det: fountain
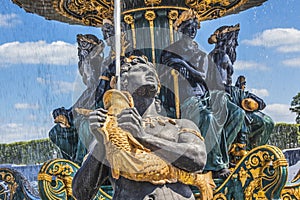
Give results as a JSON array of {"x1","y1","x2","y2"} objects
[{"x1": 1, "y1": 0, "x2": 299, "y2": 199}]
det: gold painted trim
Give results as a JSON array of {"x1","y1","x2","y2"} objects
[
  {"x1": 145, "y1": 10, "x2": 157, "y2": 65},
  {"x1": 179, "y1": 128, "x2": 204, "y2": 141},
  {"x1": 171, "y1": 69, "x2": 180, "y2": 119},
  {"x1": 168, "y1": 10, "x2": 178, "y2": 44},
  {"x1": 122, "y1": 6, "x2": 188, "y2": 15},
  {"x1": 124, "y1": 14, "x2": 136, "y2": 49},
  {"x1": 100, "y1": 76, "x2": 110, "y2": 81},
  {"x1": 99, "y1": 188, "x2": 112, "y2": 200},
  {"x1": 194, "y1": 0, "x2": 249, "y2": 21},
  {"x1": 37, "y1": 173, "x2": 53, "y2": 182},
  {"x1": 144, "y1": 0, "x2": 162, "y2": 6},
  {"x1": 273, "y1": 159, "x2": 288, "y2": 168}
]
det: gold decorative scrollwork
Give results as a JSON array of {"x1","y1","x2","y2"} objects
[
  {"x1": 0, "y1": 170, "x2": 18, "y2": 198},
  {"x1": 185, "y1": 0, "x2": 249, "y2": 21},
  {"x1": 281, "y1": 183, "x2": 300, "y2": 200},
  {"x1": 185, "y1": 0, "x2": 197, "y2": 7},
  {"x1": 145, "y1": 0, "x2": 162, "y2": 6},
  {"x1": 13, "y1": 0, "x2": 266, "y2": 28},
  {"x1": 210, "y1": 0, "x2": 232, "y2": 6},
  {"x1": 50, "y1": 163, "x2": 74, "y2": 197},
  {"x1": 168, "y1": 10, "x2": 179, "y2": 20},
  {"x1": 124, "y1": 14, "x2": 134, "y2": 24},
  {"x1": 54, "y1": 0, "x2": 113, "y2": 26},
  {"x1": 245, "y1": 150, "x2": 273, "y2": 169},
  {"x1": 49, "y1": 163, "x2": 74, "y2": 177},
  {"x1": 239, "y1": 167, "x2": 250, "y2": 187},
  {"x1": 243, "y1": 148, "x2": 288, "y2": 199},
  {"x1": 38, "y1": 159, "x2": 80, "y2": 199},
  {"x1": 214, "y1": 145, "x2": 288, "y2": 200},
  {"x1": 244, "y1": 178, "x2": 261, "y2": 200},
  {"x1": 253, "y1": 190, "x2": 268, "y2": 200}
]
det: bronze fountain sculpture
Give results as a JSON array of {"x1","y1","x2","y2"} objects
[{"x1": 1, "y1": 0, "x2": 299, "y2": 199}]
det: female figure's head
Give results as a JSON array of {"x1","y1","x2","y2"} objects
[{"x1": 174, "y1": 9, "x2": 200, "y2": 39}]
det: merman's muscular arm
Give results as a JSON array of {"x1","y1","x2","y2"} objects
[
  {"x1": 117, "y1": 106, "x2": 207, "y2": 173},
  {"x1": 141, "y1": 119, "x2": 206, "y2": 173}
]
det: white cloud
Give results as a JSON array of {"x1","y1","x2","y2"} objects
[
  {"x1": 282, "y1": 57, "x2": 300, "y2": 67},
  {"x1": 242, "y1": 28, "x2": 300, "y2": 68},
  {"x1": 249, "y1": 88, "x2": 269, "y2": 97},
  {"x1": 0, "y1": 41, "x2": 77, "y2": 66},
  {"x1": 54, "y1": 80, "x2": 75, "y2": 94},
  {"x1": 37, "y1": 77, "x2": 75, "y2": 94},
  {"x1": 235, "y1": 60, "x2": 269, "y2": 71},
  {"x1": 37, "y1": 77, "x2": 47, "y2": 84},
  {"x1": 242, "y1": 28, "x2": 300, "y2": 49},
  {"x1": 28, "y1": 114, "x2": 37, "y2": 121},
  {"x1": 277, "y1": 44, "x2": 300, "y2": 53},
  {"x1": 0, "y1": 123, "x2": 50, "y2": 143},
  {"x1": 264, "y1": 103, "x2": 296, "y2": 123},
  {"x1": 4, "y1": 123, "x2": 23, "y2": 129},
  {"x1": 0, "y1": 13, "x2": 21, "y2": 27},
  {"x1": 14, "y1": 103, "x2": 40, "y2": 110}
]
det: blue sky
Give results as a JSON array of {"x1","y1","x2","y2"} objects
[{"x1": 0, "y1": 0, "x2": 299, "y2": 143}]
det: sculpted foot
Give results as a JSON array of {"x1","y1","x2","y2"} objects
[{"x1": 213, "y1": 168, "x2": 231, "y2": 179}]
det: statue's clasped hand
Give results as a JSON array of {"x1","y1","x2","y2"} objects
[
  {"x1": 89, "y1": 108, "x2": 108, "y2": 138},
  {"x1": 117, "y1": 107, "x2": 145, "y2": 139}
]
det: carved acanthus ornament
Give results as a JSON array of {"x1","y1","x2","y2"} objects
[
  {"x1": 185, "y1": 0, "x2": 248, "y2": 21},
  {"x1": 12, "y1": 0, "x2": 268, "y2": 27},
  {"x1": 53, "y1": 0, "x2": 113, "y2": 26},
  {"x1": 38, "y1": 159, "x2": 80, "y2": 199},
  {"x1": 281, "y1": 185, "x2": 300, "y2": 200},
  {"x1": 213, "y1": 145, "x2": 288, "y2": 200},
  {"x1": 238, "y1": 167, "x2": 250, "y2": 187}
]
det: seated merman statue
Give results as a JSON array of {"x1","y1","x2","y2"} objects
[{"x1": 72, "y1": 55, "x2": 215, "y2": 200}]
